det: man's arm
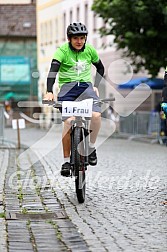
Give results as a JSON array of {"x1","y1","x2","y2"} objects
[
  {"x1": 47, "y1": 59, "x2": 61, "y2": 92},
  {"x1": 93, "y1": 59, "x2": 105, "y2": 88}
]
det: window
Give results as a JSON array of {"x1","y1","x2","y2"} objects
[
  {"x1": 70, "y1": 10, "x2": 73, "y2": 23},
  {"x1": 76, "y1": 6, "x2": 80, "y2": 21},
  {"x1": 49, "y1": 20, "x2": 52, "y2": 44},
  {"x1": 93, "y1": 13, "x2": 97, "y2": 32},
  {"x1": 102, "y1": 20, "x2": 107, "y2": 48},
  {"x1": 47, "y1": 22, "x2": 50, "y2": 44},
  {"x1": 55, "y1": 18, "x2": 58, "y2": 44},
  {"x1": 63, "y1": 12, "x2": 66, "y2": 41},
  {"x1": 44, "y1": 22, "x2": 47, "y2": 45},
  {"x1": 40, "y1": 23, "x2": 43, "y2": 46},
  {"x1": 84, "y1": 3, "x2": 88, "y2": 27}
]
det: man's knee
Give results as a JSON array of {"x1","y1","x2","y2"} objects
[
  {"x1": 64, "y1": 117, "x2": 75, "y2": 132},
  {"x1": 92, "y1": 112, "x2": 101, "y2": 121}
]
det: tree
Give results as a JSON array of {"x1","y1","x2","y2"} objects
[{"x1": 92, "y1": 0, "x2": 167, "y2": 77}]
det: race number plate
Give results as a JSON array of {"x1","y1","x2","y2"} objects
[{"x1": 62, "y1": 98, "x2": 93, "y2": 117}]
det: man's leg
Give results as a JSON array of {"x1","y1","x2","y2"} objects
[
  {"x1": 90, "y1": 112, "x2": 101, "y2": 144},
  {"x1": 62, "y1": 121, "x2": 71, "y2": 158},
  {"x1": 61, "y1": 117, "x2": 75, "y2": 176},
  {"x1": 89, "y1": 112, "x2": 101, "y2": 165}
]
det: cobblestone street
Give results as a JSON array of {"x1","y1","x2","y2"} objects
[{"x1": 0, "y1": 127, "x2": 167, "y2": 251}]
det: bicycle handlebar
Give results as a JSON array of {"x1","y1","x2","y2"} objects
[
  {"x1": 42, "y1": 97, "x2": 115, "y2": 107},
  {"x1": 99, "y1": 98, "x2": 115, "y2": 103}
]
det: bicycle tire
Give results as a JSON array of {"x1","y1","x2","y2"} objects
[{"x1": 73, "y1": 127, "x2": 86, "y2": 203}]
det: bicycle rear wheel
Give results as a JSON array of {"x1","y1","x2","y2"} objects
[{"x1": 73, "y1": 127, "x2": 86, "y2": 203}]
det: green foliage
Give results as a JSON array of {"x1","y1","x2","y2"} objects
[
  {"x1": 92, "y1": 0, "x2": 167, "y2": 77},
  {"x1": 0, "y1": 212, "x2": 5, "y2": 218},
  {"x1": 21, "y1": 207, "x2": 28, "y2": 214}
]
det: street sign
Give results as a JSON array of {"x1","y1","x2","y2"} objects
[
  {"x1": 12, "y1": 118, "x2": 26, "y2": 149},
  {"x1": 12, "y1": 119, "x2": 26, "y2": 129}
]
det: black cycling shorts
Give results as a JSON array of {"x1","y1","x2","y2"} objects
[{"x1": 57, "y1": 82, "x2": 101, "y2": 120}]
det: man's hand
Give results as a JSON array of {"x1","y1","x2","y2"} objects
[
  {"x1": 43, "y1": 92, "x2": 54, "y2": 101},
  {"x1": 93, "y1": 87, "x2": 99, "y2": 97},
  {"x1": 161, "y1": 102, "x2": 167, "y2": 116}
]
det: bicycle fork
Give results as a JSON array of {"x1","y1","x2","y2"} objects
[{"x1": 84, "y1": 120, "x2": 89, "y2": 166}]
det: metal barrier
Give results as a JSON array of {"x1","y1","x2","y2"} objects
[
  {"x1": 0, "y1": 104, "x2": 4, "y2": 143},
  {"x1": 119, "y1": 111, "x2": 165, "y2": 143}
]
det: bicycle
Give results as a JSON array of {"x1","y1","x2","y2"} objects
[{"x1": 42, "y1": 97, "x2": 115, "y2": 203}]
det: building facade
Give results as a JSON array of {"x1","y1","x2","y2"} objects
[
  {"x1": 37, "y1": 0, "x2": 164, "y2": 118},
  {"x1": 0, "y1": 0, "x2": 37, "y2": 102}
]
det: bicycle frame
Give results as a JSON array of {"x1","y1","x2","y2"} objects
[{"x1": 42, "y1": 97, "x2": 115, "y2": 203}]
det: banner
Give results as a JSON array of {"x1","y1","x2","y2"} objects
[{"x1": 0, "y1": 56, "x2": 31, "y2": 85}]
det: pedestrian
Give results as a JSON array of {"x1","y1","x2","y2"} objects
[
  {"x1": 4, "y1": 99, "x2": 13, "y2": 127},
  {"x1": 108, "y1": 106, "x2": 119, "y2": 122},
  {"x1": 107, "y1": 106, "x2": 120, "y2": 132},
  {"x1": 43, "y1": 22, "x2": 105, "y2": 176},
  {"x1": 161, "y1": 67, "x2": 167, "y2": 143},
  {"x1": 161, "y1": 67, "x2": 167, "y2": 115},
  {"x1": 155, "y1": 103, "x2": 167, "y2": 143}
]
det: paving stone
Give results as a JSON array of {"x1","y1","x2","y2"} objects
[
  {"x1": 42, "y1": 138, "x2": 167, "y2": 252},
  {"x1": 2, "y1": 129, "x2": 167, "y2": 252}
]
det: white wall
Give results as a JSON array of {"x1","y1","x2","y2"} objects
[{"x1": 0, "y1": 0, "x2": 31, "y2": 3}]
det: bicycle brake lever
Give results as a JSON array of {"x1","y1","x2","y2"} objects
[
  {"x1": 101, "y1": 98, "x2": 115, "y2": 103},
  {"x1": 42, "y1": 100, "x2": 55, "y2": 105},
  {"x1": 53, "y1": 102, "x2": 62, "y2": 108}
]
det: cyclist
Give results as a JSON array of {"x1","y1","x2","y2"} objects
[
  {"x1": 162, "y1": 67, "x2": 167, "y2": 117},
  {"x1": 44, "y1": 22, "x2": 104, "y2": 176}
]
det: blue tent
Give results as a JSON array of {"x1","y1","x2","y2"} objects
[{"x1": 118, "y1": 77, "x2": 164, "y2": 89}]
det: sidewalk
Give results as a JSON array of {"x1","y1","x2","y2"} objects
[{"x1": 0, "y1": 127, "x2": 90, "y2": 251}]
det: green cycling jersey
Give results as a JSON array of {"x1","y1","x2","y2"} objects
[{"x1": 53, "y1": 42, "x2": 99, "y2": 88}]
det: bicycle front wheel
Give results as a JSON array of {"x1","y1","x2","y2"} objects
[{"x1": 73, "y1": 127, "x2": 86, "y2": 203}]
